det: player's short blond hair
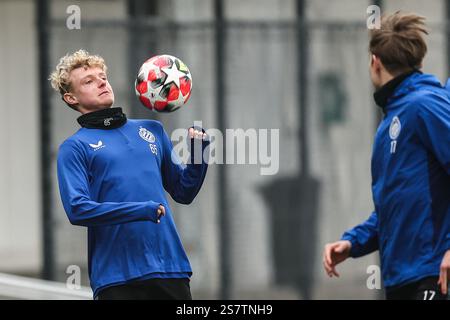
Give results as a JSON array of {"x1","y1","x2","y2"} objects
[{"x1": 49, "y1": 49, "x2": 107, "y2": 96}]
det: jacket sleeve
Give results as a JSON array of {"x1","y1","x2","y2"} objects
[
  {"x1": 416, "y1": 97, "x2": 450, "y2": 175},
  {"x1": 415, "y1": 97, "x2": 450, "y2": 250},
  {"x1": 57, "y1": 140, "x2": 162, "y2": 227},
  {"x1": 446, "y1": 233, "x2": 450, "y2": 251},
  {"x1": 341, "y1": 211, "x2": 379, "y2": 258},
  {"x1": 160, "y1": 126, "x2": 209, "y2": 205}
]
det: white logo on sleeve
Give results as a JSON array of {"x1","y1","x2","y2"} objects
[
  {"x1": 89, "y1": 140, "x2": 105, "y2": 151},
  {"x1": 389, "y1": 116, "x2": 401, "y2": 154}
]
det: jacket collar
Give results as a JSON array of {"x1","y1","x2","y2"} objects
[
  {"x1": 373, "y1": 70, "x2": 420, "y2": 111},
  {"x1": 77, "y1": 107, "x2": 127, "y2": 129}
]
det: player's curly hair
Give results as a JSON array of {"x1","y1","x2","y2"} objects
[
  {"x1": 369, "y1": 11, "x2": 428, "y2": 74},
  {"x1": 49, "y1": 49, "x2": 107, "y2": 97}
]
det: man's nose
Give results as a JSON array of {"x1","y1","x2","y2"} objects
[{"x1": 98, "y1": 78, "x2": 106, "y2": 87}]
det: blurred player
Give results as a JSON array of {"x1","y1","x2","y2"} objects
[
  {"x1": 323, "y1": 12, "x2": 450, "y2": 300},
  {"x1": 50, "y1": 49, "x2": 209, "y2": 300}
]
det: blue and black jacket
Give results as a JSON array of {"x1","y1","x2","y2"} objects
[
  {"x1": 57, "y1": 110, "x2": 208, "y2": 297},
  {"x1": 342, "y1": 72, "x2": 450, "y2": 289}
]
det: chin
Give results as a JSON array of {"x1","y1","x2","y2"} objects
[
  {"x1": 101, "y1": 99, "x2": 114, "y2": 108},
  {"x1": 96, "y1": 104, "x2": 111, "y2": 109},
  {"x1": 106, "y1": 97, "x2": 114, "y2": 106}
]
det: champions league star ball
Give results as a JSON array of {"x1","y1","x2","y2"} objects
[{"x1": 135, "y1": 54, "x2": 193, "y2": 113}]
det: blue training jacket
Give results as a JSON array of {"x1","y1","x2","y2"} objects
[
  {"x1": 57, "y1": 119, "x2": 208, "y2": 297},
  {"x1": 342, "y1": 72, "x2": 450, "y2": 289}
]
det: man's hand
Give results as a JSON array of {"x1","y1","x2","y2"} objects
[
  {"x1": 156, "y1": 204, "x2": 165, "y2": 223},
  {"x1": 188, "y1": 127, "x2": 207, "y2": 140},
  {"x1": 188, "y1": 127, "x2": 208, "y2": 165},
  {"x1": 323, "y1": 240, "x2": 352, "y2": 278},
  {"x1": 438, "y1": 249, "x2": 450, "y2": 295}
]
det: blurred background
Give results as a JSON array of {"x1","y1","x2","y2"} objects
[{"x1": 0, "y1": 0, "x2": 448, "y2": 299}]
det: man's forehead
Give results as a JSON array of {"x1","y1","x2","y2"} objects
[{"x1": 71, "y1": 66, "x2": 106, "y2": 79}]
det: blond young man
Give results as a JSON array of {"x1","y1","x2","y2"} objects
[
  {"x1": 323, "y1": 12, "x2": 450, "y2": 300},
  {"x1": 51, "y1": 50, "x2": 208, "y2": 300}
]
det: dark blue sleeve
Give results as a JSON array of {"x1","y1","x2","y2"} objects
[
  {"x1": 57, "y1": 140, "x2": 162, "y2": 227},
  {"x1": 160, "y1": 126, "x2": 209, "y2": 205},
  {"x1": 415, "y1": 96, "x2": 450, "y2": 250},
  {"x1": 416, "y1": 97, "x2": 450, "y2": 175},
  {"x1": 341, "y1": 211, "x2": 379, "y2": 258}
]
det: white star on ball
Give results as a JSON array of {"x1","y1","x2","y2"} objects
[{"x1": 161, "y1": 61, "x2": 186, "y2": 88}]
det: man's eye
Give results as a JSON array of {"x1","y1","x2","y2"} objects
[{"x1": 86, "y1": 80, "x2": 93, "y2": 84}]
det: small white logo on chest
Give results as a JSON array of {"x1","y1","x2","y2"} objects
[
  {"x1": 389, "y1": 116, "x2": 401, "y2": 154},
  {"x1": 389, "y1": 116, "x2": 401, "y2": 140},
  {"x1": 139, "y1": 127, "x2": 156, "y2": 143},
  {"x1": 139, "y1": 127, "x2": 158, "y2": 155},
  {"x1": 89, "y1": 140, "x2": 105, "y2": 151}
]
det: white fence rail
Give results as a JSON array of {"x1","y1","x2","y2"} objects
[{"x1": 0, "y1": 273, "x2": 92, "y2": 300}]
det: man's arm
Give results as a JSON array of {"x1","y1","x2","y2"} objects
[
  {"x1": 341, "y1": 211, "x2": 379, "y2": 258},
  {"x1": 416, "y1": 98, "x2": 450, "y2": 294},
  {"x1": 323, "y1": 212, "x2": 379, "y2": 278},
  {"x1": 416, "y1": 97, "x2": 450, "y2": 175},
  {"x1": 161, "y1": 126, "x2": 209, "y2": 205},
  {"x1": 57, "y1": 140, "x2": 163, "y2": 227}
]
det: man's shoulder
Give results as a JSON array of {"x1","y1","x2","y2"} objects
[
  {"x1": 404, "y1": 86, "x2": 450, "y2": 111},
  {"x1": 128, "y1": 118, "x2": 163, "y2": 128},
  {"x1": 127, "y1": 118, "x2": 166, "y2": 136},
  {"x1": 59, "y1": 128, "x2": 94, "y2": 151},
  {"x1": 398, "y1": 88, "x2": 450, "y2": 129},
  {"x1": 59, "y1": 133, "x2": 83, "y2": 152}
]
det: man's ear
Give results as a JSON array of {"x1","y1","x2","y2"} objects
[
  {"x1": 371, "y1": 54, "x2": 379, "y2": 68},
  {"x1": 63, "y1": 92, "x2": 78, "y2": 106}
]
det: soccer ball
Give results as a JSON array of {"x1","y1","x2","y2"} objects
[{"x1": 135, "y1": 54, "x2": 193, "y2": 113}]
